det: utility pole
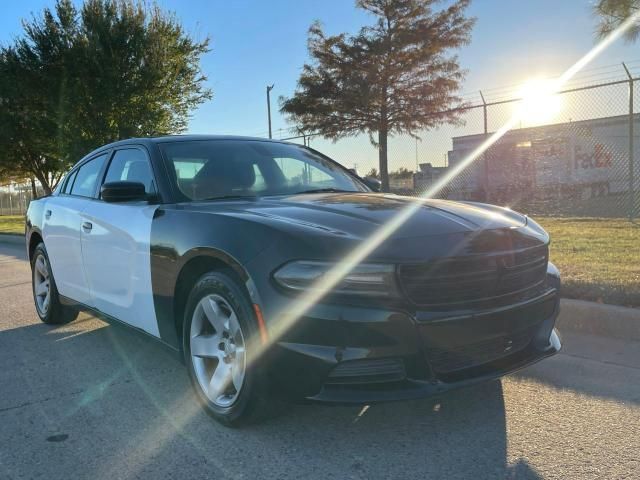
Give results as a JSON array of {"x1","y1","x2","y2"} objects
[{"x1": 266, "y1": 84, "x2": 274, "y2": 139}]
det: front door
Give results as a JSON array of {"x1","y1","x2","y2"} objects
[{"x1": 80, "y1": 147, "x2": 160, "y2": 337}]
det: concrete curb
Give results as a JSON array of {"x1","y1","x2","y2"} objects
[
  {"x1": 557, "y1": 298, "x2": 640, "y2": 342},
  {"x1": 0, "y1": 233, "x2": 24, "y2": 245}
]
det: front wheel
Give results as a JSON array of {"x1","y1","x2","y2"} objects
[
  {"x1": 183, "y1": 271, "x2": 270, "y2": 426},
  {"x1": 31, "y1": 243, "x2": 78, "y2": 325}
]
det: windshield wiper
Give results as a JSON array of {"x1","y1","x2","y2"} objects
[{"x1": 294, "y1": 188, "x2": 351, "y2": 194}]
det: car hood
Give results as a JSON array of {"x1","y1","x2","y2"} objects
[
  {"x1": 182, "y1": 193, "x2": 548, "y2": 262},
  {"x1": 236, "y1": 193, "x2": 528, "y2": 238}
]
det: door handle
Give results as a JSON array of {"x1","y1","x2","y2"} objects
[
  {"x1": 45, "y1": 210, "x2": 52, "y2": 219},
  {"x1": 82, "y1": 221, "x2": 93, "y2": 232}
]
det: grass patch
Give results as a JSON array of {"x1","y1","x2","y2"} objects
[
  {"x1": 534, "y1": 217, "x2": 640, "y2": 307},
  {"x1": 0, "y1": 215, "x2": 24, "y2": 235}
]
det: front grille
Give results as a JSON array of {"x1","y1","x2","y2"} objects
[
  {"x1": 326, "y1": 358, "x2": 406, "y2": 384},
  {"x1": 426, "y1": 326, "x2": 537, "y2": 374},
  {"x1": 398, "y1": 244, "x2": 548, "y2": 307}
]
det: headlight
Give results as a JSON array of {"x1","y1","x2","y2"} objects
[{"x1": 273, "y1": 261, "x2": 400, "y2": 298}]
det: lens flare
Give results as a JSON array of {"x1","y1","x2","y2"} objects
[{"x1": 516, "y1": 78, "x2": 563, "y2": 125}]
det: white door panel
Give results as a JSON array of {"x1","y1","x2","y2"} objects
[
  {"x1": 80, "y1": 202, "x2": 160, "y2": 337},
  {"x1": 42, "y1": 196, "x2": 93, "y2": 306}
]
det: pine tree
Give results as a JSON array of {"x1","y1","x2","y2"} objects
[
  {"x1": 594, "y1": 0, "x2": 640, "y2": 41},
  {"x1": 280, "y1": 0, "x2": 474, "y2": 191}
]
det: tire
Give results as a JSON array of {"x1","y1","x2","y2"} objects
[
  {"x1": 31, "y1": 243, "x2": 79, "y2": 325},
  {"x1": 183, "y1": 270, "x2": 271, "y2": 427}
]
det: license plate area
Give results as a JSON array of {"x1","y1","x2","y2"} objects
[{"x1": 418, "y1": 294, "x2": 557, "y2": 375}]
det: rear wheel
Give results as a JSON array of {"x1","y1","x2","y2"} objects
[
  {"x1": 183, "y1": 271, "x2": 270, "y2": 426},
  {"x1": 31, "y1": 243, "x2": 78, "y2": 325}
]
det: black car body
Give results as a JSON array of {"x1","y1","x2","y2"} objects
[{"x1": 26, "y1": 135, "x2": 561, "y2": 424}]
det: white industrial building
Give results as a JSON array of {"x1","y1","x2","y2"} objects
[{"x1": 445, "y1": 114, "x2": 640, "y2": 201}]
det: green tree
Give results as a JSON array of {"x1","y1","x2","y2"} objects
[
  {"x1": 280, "y1": 0, "x2": 474, "y2": 192},
  {"x1": 0, "y1": 1, "x2": 76, "y2": 192},
  {"x1": 0, "y1": 0, "x2": 212, "y2": 193},
  {"x1": 594, "y1": 0, "x2": 640, "y2": 40},
  {"x1": 365, "y1": 167, "x2": 379, "y2": 179},
  {"x1": 389, "y1": 166, "x2": 413, "y2": 178}
]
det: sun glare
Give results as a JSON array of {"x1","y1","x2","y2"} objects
[{"x1": 516, "y1": 78, "x2": 563, "y2": 126}]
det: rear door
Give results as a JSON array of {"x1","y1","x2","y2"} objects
[
  {"x1": 43, "y1": 153, "x2": 109, "y2": 306},
  {"x1": 80, "y1": 146, "x2": 160, "y2": 336}
]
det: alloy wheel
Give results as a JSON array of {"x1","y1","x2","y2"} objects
[
  {"x1": 33, "y1": 254, "x2": 51, "y2": 316},
  {"x1": 190, "y1": 294, "x2": 247, "y2": 407}
]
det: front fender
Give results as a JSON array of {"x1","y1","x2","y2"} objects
[{"x1": 149, "y1": 207, "x2": 276, "y2": 349}]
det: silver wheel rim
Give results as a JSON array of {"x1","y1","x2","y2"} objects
[
  {"x1": 33, "y1": 254, "x2": 51, "y2": 316},
  {"x1": 190, "y1": 294, "x2": 246, "y2": 407}
]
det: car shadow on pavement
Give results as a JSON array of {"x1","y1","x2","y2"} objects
[
  {"x1": 0, "y1": 318, "x2": 544, "y2": 480},
  {"x1": 512, "y1": 337, "x2": 640, "y2": 407},
  {"x1": 0, "y1": 241, "x2": 27, "y2": 261}
]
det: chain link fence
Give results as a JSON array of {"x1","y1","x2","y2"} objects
[
  {"x1": 283, "y1": 68, "x2": 640, "y2": 221},
  {"x1": 0, "y1": 183, "x2": 45, "y2": 216}
]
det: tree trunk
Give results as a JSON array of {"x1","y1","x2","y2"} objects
[
  {"x1": 32, "y1": 170, "x2": 52, "y2": 196},
  {"x1": 378, "y1": 128, "x2": 389, "y2": 192},
  {"x1": 30, "y1": 177, "x2": 37, "y2": 199}
]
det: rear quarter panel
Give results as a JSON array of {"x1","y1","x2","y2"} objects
[{"x1": 26, "y1": 198, "x2": 46, "y2": 257}]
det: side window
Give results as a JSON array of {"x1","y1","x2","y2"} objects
[
  {"x1": 276, "y1": 157, "x2": 334, "y2": 187},
  {"x1": 71, "y1": 154, "x2": 108, "y2": 197},
  {"x1": 104, "y1": 148, "x2": 156, "y2": 195},
  {"x1": 252, "y1": 164, "x2": 266, "y2": 191},
  {"x1": 63, "y1": 170, "x2": 78, "y2": 194},
  {"x1": 174, "y1": 159, "x2": 206, "y2": 181}
]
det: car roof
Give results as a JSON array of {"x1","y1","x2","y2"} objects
[
  {"x1": 108, "y1": 134, "x2": 292, "y2": 148},
  {"x1": 78, "y1": 135, "x2": 298, "y2": 163}
]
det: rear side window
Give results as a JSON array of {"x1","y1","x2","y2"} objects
[
  {"x1": 63, "y1": 170, "x2": 78, "y2": 194},
  {"x1": 104, "y1": 148, "x2": 156, "y2": 195},
  {"x1": 71, "y1": 153, "x2": 108, "y2": 198}
]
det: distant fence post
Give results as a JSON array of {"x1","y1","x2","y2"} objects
[
  {"x1": 8, "y1": 184, "x2": 13, "y2": 216},
  {"x1": 623, "y1": 63, "x2": 635, "y2": 222},
  {"x1": 479, "y1": 90, "x2": 489, "y2": 201}
]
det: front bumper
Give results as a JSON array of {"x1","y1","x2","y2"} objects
[{"x1": 268, "y1": 275, "x2": 562, "y2": 404}]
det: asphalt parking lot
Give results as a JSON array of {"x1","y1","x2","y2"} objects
[{"x1": 0, "y1": 242, "x2": 639, "y2": 480}]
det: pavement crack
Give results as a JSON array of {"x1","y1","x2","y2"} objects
[
  {"x1": 0, "y1": 281, "x2": 31, "y2": 289},
  {"x1": 0, "y1": 368, "x2": 179, "y2": 414},
  {"x1": 0, "y1": 389, "x2": 85, "y2": 414}
]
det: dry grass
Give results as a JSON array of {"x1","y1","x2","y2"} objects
[
  {"x1": 0, "y1": 215, "x2": 24, "y2": 235},
  {"x1": 535, "y1": 217, "x2": 640, "y2": 307}
]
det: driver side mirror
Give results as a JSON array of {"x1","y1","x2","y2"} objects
[
  {"x1": 362, "y1": 176, "x2": 382, "y2": 192},
  {"x1": 101, "y1": 181, "x2": 148, "y2": 203}
]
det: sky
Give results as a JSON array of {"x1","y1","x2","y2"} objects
[{"x1": 1, "y1": 0, "x2": 639, "y2": 172}]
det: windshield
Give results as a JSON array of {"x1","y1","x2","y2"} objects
[{"x1": 159, "y1": 140, "x2": 366, "y2": 201}]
